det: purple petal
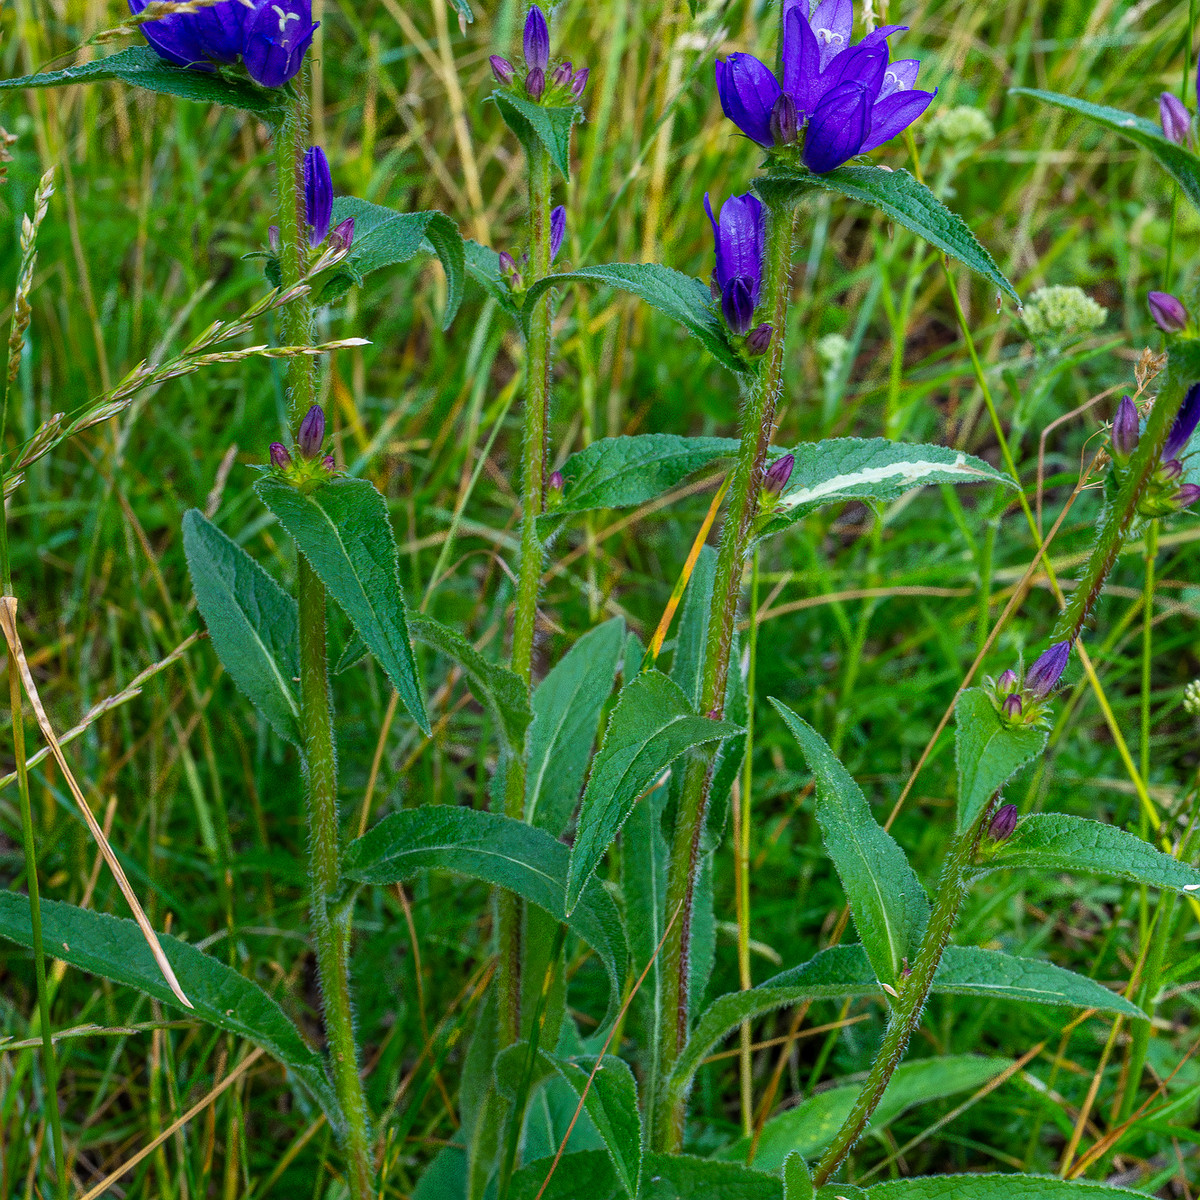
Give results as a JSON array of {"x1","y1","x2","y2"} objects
[
  {"x1": 128, "y1": 0, "x2": 211, "y2": 69},
  {"x1": 878, "y1": 58, "x2": 920, "y2": 100},
  {"x1": 1163, "y1": 381, "x2": 1200, "y2": 460},
  {"x1": 1160, "y1": 92, "x2": 1190, "y2": 144},
  {"x1": 860, "y1": 86, "x2": 936, "y2": 153},
  {"x1": 523, "y1": 5, "x2": 549, "y2": 71},
  {"x1": 190, "y1": 0, "x2": 250, "y2": 64},
  {"x1": 550, "y1": 205, "x2": 566, "y2": 263},
  {"x1": 822, "y1": 41, "x2": 889, "y2": 98},
  {"x1": 809, "y1": 0, "x2": 853, "y2": 69},
  {"x1": 709, "y1": 193, "x2": 766, "y2": 300},
  {"x1": 781, "y1": 5, "x2": 823, "y2": 115},
  {"x1": 859, "y1": 23, "x2": 908, "y2": 47},
  {"x1": 802, "y1": 79, "x2": 872, "y2": 172},
  {"x1": 715, "y1": 53, "x2": 781, "y2": 147},
  {"x1": 243, "y1": 0, "x2": 317, "y2": 88},
  {"x1": 304, "y1": 146, "x2": 333, "y2": 245},
  {"x1": 721, "y1": 277, "x2": 756, "y2": 334}
]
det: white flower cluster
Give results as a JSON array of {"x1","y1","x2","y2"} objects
[
  {"x1": 1021, "y1": 286, "x2": 1108, "y2": 340},
  {"x1": 1184, "y1": 679, "x2": 1200, "y2": 717},
  {"x1": 925, "y1": 105, "x2": 995, "y2": 147}
]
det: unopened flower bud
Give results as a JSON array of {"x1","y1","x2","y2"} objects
[
  {"x1": 548, "y1": 469, "x2": 564, "y2": 491},
  {"x1": 1175, "y1": 483, "x2": 1200, "y2": 508},
  {"x1": 322, "y1": 454, "x2": 336, "y2": 472},
  {"x1": 988, "y1": 803, "x2": 1019, "y2": 842},
  {"x1": 523, "y1": 5, "x2": 549, "y2": 71},
  {"x1": 1025, "y1": 640, "x2": 1070, "y2": 699},
  {"x1": 770, "y1": 92, "x2": 798, "y2": 146},
  {"x1": 709, "y1": 270, "x2": 721, "y2": 302},
  {"x1": 269, "y1": 442, "x2": 292, "y2": 470},
  {"x1": 1163, "y1": 382, "x2": 1200, "y2": 460},
  {"x1": 330, "y1": 217, "x2": 355, "y2": 253},
  {"x1": 570, "y1": 67, "x2": 589, "y2": 98},
  {"x1": 550, "y1": 60, "x2": 572, "y2": 87},
  {"x1": 1160, "y1": 92, "x2": 1190, "y2": 145},
  {"x1": 721, "y1": 278, "x2": 755, "y2": 335},
  {"x1": 997, "y1": 668, "x2": 1018, "y2": 693},
  {"x1": 1148, "y1": 290, "x2": 1188, "y2": 334},
  {"x1": 268, "y1": 224, "x2": 280, "y2": 254},
  {"x1": 763, "y1": 452, "x2": 794, "y2": 497},
  {"x1": 525, "y1": 67, "x2": 545, "y2": 100},
  {"x1": 297, "y1": 404, "x2": 326, "y2": 459},
  {"x1": 490, "y1": 54, "x2": 515, "y2": 85},
  {"x1": 1111, "y1": 395, "x2": 1139, "y2": 462},
  {"x1": 1161, "y1": 457, "x2": 1184, "y2": 481},
  {"x1": 1002, "y1": 692, "x2": 1023, "y2": 720},
  {"x1": 550, "y1": 205, "x2": 566, "y2": 264},
  {"x1": 746, "y1": 323, "x2": 773, "y2": 355}
]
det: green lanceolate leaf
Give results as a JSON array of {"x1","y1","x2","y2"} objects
[
  {"x1": 182, "y1": 509, "x2": 300, "y2": 746},
  {"x1": 759, "y1": 438, "x2": 1014, "y2": 539},
  {"x1": 979, "y1": 813, "x2": 1200, "y2": 894},
  {"x1": 492, "y1": 90, "x2": 582, "y2": 180},
  {"x1": 255, "y1": 476, "x2": 430, "y2": 735},
  {"x1": 955, "y1": 689, "x2": 1047, "y2": 831},
  {"x1": 642, "y1": 1154, "x2": 782, "y2": 1199},
  {"x1": 342, "y1": 807, "x2": 628, "y2": 1026},
  {"x1": 1011, "y1": 88, "x2": 1200, "y2": 217},
  {"x1": 0, "y1": 892, "x2": 339, "y2": 1124},
  {"x1": 784, "y1": 1153, "x2": 815, "y2": 1200},
  {"x1": 869, "y1": 1174, "x2": 1148, "y2": 1199},
  {"x1": 0, "y1": 46, "x2": 284, "y2": 117},
  {"x1": 526, "y1": 617, "x2": 625, "y2": 833},
  {"x1": 772, "y1": 700, "x2": 929, "y2": 985},
  {"x1": 546, "y1": 434, "x2": 736, "y2": 519},
  {"x1": 522, "y1": 264, "x2": 750, "y2": 375},
  {"x1": 755, "y1": 165, "x2": 1018, "y2": 304},
  {"x1": 465, "y1": 240, "x2": 523, "y2": 319},
  {"x1": 565, "y1": 669, "x2": 741, "y2": 915},
  {"x1": 408, "y1": 613, "x2": 531, "y2": 754},
  {"x1": 318, "y1": 197, "x2": 465, "y2": 325},
  {"x1": 503, "y1": 1150, "x2": 619, "y2": 1200}
]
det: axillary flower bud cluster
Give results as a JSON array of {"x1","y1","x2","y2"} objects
[
  {"x1": 490, "y1": 7, "x2": 588, "y2": 105},
  {"x1": 268, "y1": 404, "x2": 338, "y2": 489},
  {"x1": 498, "y1": 206, "x2": 566, "y2": 292},
  {"x1": 268, "y1": 146, "x2": 355, "y2": 270},
  {"x1": 706, "y1": 191, "x2": 774, "y2": 358},
  {"x1": 1107, "y1": 382, "x2": 1200, "y2": 517},
  {"x1": 987, "y1": 641, "x2": 1071, "y2": 729}
]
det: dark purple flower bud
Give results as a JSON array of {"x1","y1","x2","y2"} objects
[
  {"x1": 1002, "y1": 692, "x2": 1023, "y2": 720},
  {"x1": 304, "y1": 146, "x2": 333, "y2": 246},
  {"x1": 1160, "y1": 92, "x2": 1190, "y2": 145},
  {"x1": 770, "y1": 92, "x2": 798, "y2": 146},
  {"x1": 550, "y1": 61, "x2": 573, "y2": 87},
  {"x1": 297, "y1": 405, "x2": 326, "y2": 459},
  {"x1": 764, "y1": 453, "x2": 794, "y2": 496},
  {"x1": 269, "y1": 442, "x2": 292, "y2": 470},
  {"x1": 499, "y1": 250, "x2": 520, "y2": 284},
  {"x1": 705, "y1": 191, "x2": 766, "y2": 308},
  {"x1": 997, "y1": 668, "x2": 1018, "y2": 693},
  {"x1": 1111, "y1": 395, "x2": 1139, "y2": 462},
  {"x1": 525, "y1": 67, "x2": 545, "y2": 100},
  {"x1": 715, "y1": 53, "x2": 782, "y2": 147},
  {"x1": 803, "y1": 79, "x2": 872, "y2": 173},
  {"x1": 746, "y1": 323, "x2": 774, "y2": 356},
  {"x1": 550, "y1": 205, "x2": 566, "y2": 264},
  {"x1": 1163, "y1": 382, "x2": 1200, "y2": 460},
  {"x1": 709, "y1": 271, "x2": 721, "y2": 302},
  {"x1": 548, "y1": 469, "x2": 564, "y2": 491},
  {"x1": 268, "y1": 224, "x2": 280, "y2": 254},
  {"x1": 1161, "y1": 458, "x2": 1184, "y2": 481},
  {"x1": 1174, "y1": 483, "x2": 1200, "y2": 507},
  {"x1": 322, "y1": 454, "x2": 336, "y2": 472},
  {"x1": 722, "y1": 278, "x2": 756, "y2": 335},
  {"x1": 243, "y1": 0, "x2": 318, "y2": 88},
  {"x1": 1148, "y1": 290, "x2": 1188, "y2": 334},
  {"x1": 330, "y1": 216, "x2": 355, "y2": 253},
  {"x1": 523, "y1": 5, "x2": 549, "y2": 71},
  {"x1": 1025, "y1": 641, "x2": 1070, "y2": 699},
  {"x1": 490, "y1": 54, "x2": 515, "y2": 85},
  {"x1": 988, "y1": 803, "x2": 1019, "y2": 842},
  {"x1": 570, "y1": 67, "x2": 589, "y2": 98}
]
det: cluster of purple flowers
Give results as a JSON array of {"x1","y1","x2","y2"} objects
[
  {"x1": 1110, "y1": 385, "x2": 1200, "y2": 516},
  {"x1": 268, "y1": 146, "x2": 354, "y2": 255},
  {"x1": 130, "y1": 0, "x2": 316, "y2": 89},
  {"x1": 499, "y1": 205, "x2": 567, "y2": 290},
  {"x1": 990, "y1": 641, "x2": 1072, "y2": 727},
  {"x1": 270, "y1": 405, "x2": 336, "y2": 476},
  {"x1": 491, "y1": 6, "x2": 588, "y2": 104}
]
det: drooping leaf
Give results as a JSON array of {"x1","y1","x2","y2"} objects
[
  {"x1": 759, "y1": 439, "x2": 1014, "y2": 540},
  {"x1": 955, "y1": 690, "x2": 1047, "y2": 831},
  {"x1": 0, "y1": 46, "x2": 284, "y2": 117},
  {"x1": 409, "y1": 613, "x2": 531, "y2": 754},
  {"x1": 182, "y1": 509, "x2": 300, "y2": 746},
  {"x1": 522, "y1": 264, "x2": 750, "y2": 374},
  {"x1": 783, "y1": 1153, "x2": 815, "y2": 1200},
  {"x1": 526, "y1": 618, "x2": 625, "y2": 833},
  {"x1": 465, "y1": 240, "x2": 522, "y2": 319},
  {"x1": 342, "y1": 807, "x2": 628, "y2": 1026},
  {"x1": 565, "y1": 669, "x2": 741, "y2": 915},
  {"x1": 546, "y1": 434, "x2": 736, "y2": 519},
  {"x1": 715, "y1": 1056, "x2": 1013, "y2": 1172},
  {"x1": 869, "y1": 1174, "x2": 1147, "y2": 1200},
  {"x1": 979, "y1": 813, "x2": 1200, "y2": 894},
  {"x1": 492, "y1": 91, "x2": 582, "y2": 180},
  {"x1": 1011, "y1": 88, "x2": 1200, "y2": 217},
  {"x1": 318, "y1": 197, "x2": 465, "y2": 325},
  {"x1": 255, "y1": 476, "x2": 430, "y2": 735},
  {"x1": 755, "y1": 165, "x2": 1018, "y2": 303},
  {"x1": 0, "y1": 892, "x2": 339, "y2": 1124},
  {"x1": 772, "y1": 700, "x2": 928, "y2": 985}
]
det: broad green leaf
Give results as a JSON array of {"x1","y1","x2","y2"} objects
[
  {"x1": 0, "y1": 892, "x2": 339, "y2": 1124},
  {"x1": 870, "y1": 1174, "x2": 1147, "y2": 1200},
  {"x1": 182, "y1": 509, "x2": 300, "y2": 746},
  {"x1": 955, "y1": 690, "x2": 1047, "y2": 831},
  {"x1": 565, "y1": 669, "x2": 741, "y2": 915},
  {"x1": 0, "y1": 46, "x2": 283, "y2": 117},
  {"x1": 714, "y1": 1056, "x2": 1012, "y2": 1172},
  {"x1": 772, "y1": 700, "x2": 928, "y2": 985},
  {"x1": 1011, "y1": 88, "x2": 1200, "y2": 216},
  {"x1": 755, "y1": 165, "x2": 1018, "y2": 303},
  {"x1": 318, "y1": 197, "x2": 465, "y2": 326},
  {"x1": 642, "y1": 1154, "x2": 782, "y2": 1199},
  {"x1": 980, "y1": 813, "x2": 1200, "y2": 894},
  {"x1": 413, "y1": 1143, "x2": 468, "y2": 1200},
  {"x1": 493, "y1": 90, "x2": 582, "y2": 180},
  {"x1": 465, "y1": 239, "x2": 522, "y2": 319},
  {"x1": 546, "y1": 434, "x2": 736, "y2": 519},
  {"x1": 784, "y1": 1153, "x2": 814, "y2": 1200},
  {"x1": 526, "y1": 618, "x2": 625, "y2": 833},
  {"x1": 255, "y1": 476, "x2": 430, "y2": 735},
  {"x1": 523, "y1": 264, "x2": 749, "y2": 375},
  {"x1": 759, "y1": 439, "x2": 1013, "y2": 540},
  {"x1": 409, "y1": 613, "x2": 531, "y2": 754},
  {"x1": 503, "y1": 1150, "x2": 619, "y2": 1200},
  {"x1": 343, "y1": 807, "x2": 628, "y2": 1026}
]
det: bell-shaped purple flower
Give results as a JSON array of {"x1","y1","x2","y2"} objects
[
  {"x1": 1161, "y1": 92, "x2": 1191, "y2": 145},
  {"x1": 523, "y1": 5, "x2": 550, "y2": 72},
  {"x1": 490, "y1": 54, "x2": 516, "y2": 85},
  {"x1": 548, "y1": 469, "x2": 564, "y2": 492},
  {"x1": 1163, "y1": 382, "x2": 1200, "y2": 460},
  {"x1": 1111, "y1": 395, "x2": 1139, "y2": 462},
  {"x1": 550, "y1": 206, "x2": 566, "y2": 263},
  {"x1": 1148, "y1": 290, "x2": 1188, "y2": 334},
  {"x1": 128, "y1": 0, "x2": 247, "y2": 69},
  {"x1": 764, "y1": 453, "x2": 795, "y2": 496},
  {"x1": 988, "y1": 803, "x2": 1019, "y2": 842},
  {"x1": 803, "y1": 79, "x2": 872, "y2": 172},
  {"x1": 715, "y1": 53, "x2": 782, "y2": 148},
  {"x1": 1025, "y1": 641, "x2": 1070, "y2": 699},
  {"x1": 297, "y1": 404, "x2": 326, "y2": 459},
  {"x1": 304, "y1": 146, "x2": 333, "y2": 247},
  {"x1": 243, "y1": 0, "x2": 318, "y2": 89}
]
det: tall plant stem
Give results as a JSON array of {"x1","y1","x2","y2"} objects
[
  {"x1": 499, "y1": 141, "x2": 555, "y2": 1048},
  {"x1": 655, "y1": 202, "x2": 797, "y2": 1151},
  {"x1": 276, "y1": 88, "x2": 373, "y2": 1200}
]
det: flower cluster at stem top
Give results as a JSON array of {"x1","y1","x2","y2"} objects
[
  {"x1": 490, "y1": 6, "x2": 588, "y2": 104},
  {"x1": 269, "y1": 404, "x2": 337, "y2": 488},
  {"x1": 986, "y1": 641, "x2": 1071, "y2": 729}
]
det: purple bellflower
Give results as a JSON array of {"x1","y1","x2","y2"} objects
[
  {"x1": 524, "y1": 6, "x2": 550, "y2": 71},
  {"x1": 243, "y1": 0, "x2": 317, "y2": 88},
  {"x1": 716, "y1": 0, "x2": 935, "y2": 171},
  {"x1": 1161, "y1": 92, "x2": 1191, "y2": 145},
  {"x1": 1148, "y1": 290, "x2": 1188, "y2": 333},
  {"x1": 550, "y1": 206, "x2": 566, "y2": 263},
  {"x1": 706, "y1": 191, "x2": 766, "y2": 336},
  {"x1": 304, "y1": 146, "x2": 333, "y2": 246},
  {"x1": 297, "y1": 405, "x2": 326, "y2": 459},
  {"x1": 1163, "y1": 382, "x2": 1200, "y2": 461},
  {"x1": 1025, "y1": 641, "x2": 1070, "y2": 699}
]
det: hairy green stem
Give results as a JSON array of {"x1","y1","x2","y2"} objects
[
  {"x1": 277, "y1": 87, "x2": 373, "y2": 1200},
  {"x1": 655, "y1": 202, "x2": 797, "y2": 1151}
]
